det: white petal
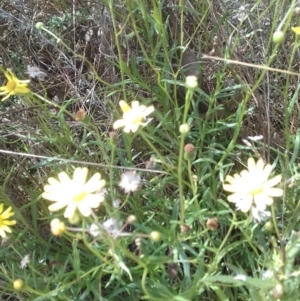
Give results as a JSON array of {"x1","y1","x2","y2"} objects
[
  {"x1": 223, "y1": 184, "x2": 237, "y2": 193},
  {"x1": 255, "y1": 193, "x2": 273, "y2": 205},
  {"x1": 131, "y1": 101, "x2": 140, "y2": 109},
  {"x1": 143, "y1": 106, "x2": 155, "y2": 116},
  {"x1": 264, "y1": 175, "x2": 282, "y2": 188},
  {"x1": 265, "y1": 187, "x2": 283, "y2": 197},
  {"x1": 240, "y1": 170, "x2": 249, "y2": 178},
  {"x1": 233, "y1": 194, "x2": 253, "y2": 212},
  {"x1": 123, "y1": 125, "x2": 132, "y2": 133},
  {"x1": 247, "y1": 158, "x2": 256, "y2": 172},
  {"x1": 77, "y1": 202, "x2": 92, "y2": 217},
  {"x1": 84, "y1": 173, "x2": 101, "y2": 192},
  {"x1": 261, "y1": 164, "x2": 272, "y2": 181},
  {"x1": 42, "y1": 192, "x2": 60, "y2": 201},
  {"x1": 225, "y1": 175, "x2": 237, "y2": 184},
  {"x1": 255, "y1": 159, "x2": 265, "y2": 173},
  {"x1": 253, "y1": 196, "x2": 268, "y2": 210},
  {"x1": 84, "y1": 194, "x2": 104, "y2": 208},
  {"x1": 73, "y1": 167, "x2": 88, "y2": 186},
  {"x1": 58, "y1": 172, "x2": 71, "y2": 184},
  {"x1": 113, "y1": 119, "x2": 127, "y2": 129},
  {"x1": 48, "y1": 200, "x2": 69, "y2": 212},
  {"x1": 64, "y1": 203, "x2": 77, "y2": 218},
  {"x1": 131, "y1": 124, "x2": 140, "y2": 132},
  {"x1": 136, "y1": 105, "x2": 146, "y2": 112},
  {"x1": 48, "y1": 177, "x2": 62, "y2": 186}
]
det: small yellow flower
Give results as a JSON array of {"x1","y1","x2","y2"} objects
[
  {"x1": 42, "y1": 167, "x2": 106, "y2": 218},
  {"x1": 223, "y1": 158, "x2": 283, "y2": 213},
  {"x1": 113, "y1": 100, "x2": 154, "y2": 133},
  {"x1": 292, "y1": 26, "x2": 300, "y2": 35},
  {"x1": 0, "y1": 204, "x2": 16, "y2": 238},
  {"x1": 0, "y1": 69, "x2": 30, "y2": 101}
]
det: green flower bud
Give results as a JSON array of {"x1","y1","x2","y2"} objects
[
  {"x1": 264, "y1": 221, "x2": 273, "y2": 232},
  {"x1": 185, "y1": 76, "x2": 198, "y2": 90},
  {"x1": 184, "y1": 143, "x2": 196, "y2": 160},
  {"x1": 149, "y1": 231, "x2": 161, "y2": 242},
  {"x1": 179, "y1": 124, "x2": 190, "y2": 135},
  {"x1": 272, "y1": 31, "x2": 284, "y2": 43},
  {"x1": 13, "y1": 279, "x2": 24, "y2": 291},
  {"x1": 35, "y1": 22, "x2": 44, "y2": 30}
]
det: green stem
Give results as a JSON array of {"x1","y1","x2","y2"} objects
[{"x1": 178, "y1": 88, "x2": 194, "y2": 225}]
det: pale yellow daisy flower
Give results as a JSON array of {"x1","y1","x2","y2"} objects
[
  {"x1": 0, "y1": 69, "x2": 30, "y2": 101},
  {"x1": 113, "y1": 100, "x2": 154, "y2": 133},
  {"x1": 223, "y1": 158, "x2": 283, "y2": 212},
  {"x1": 0, "y1": 204, "x2": 16, "y2": 238},
  {"x1": 42, "y1": 167, "x2": 106, "y2": 218}
]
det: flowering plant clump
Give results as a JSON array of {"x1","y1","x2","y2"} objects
[
  {"x1": 113, "y1": 100, "x2": 154, "y2": 133},
  {"x1": 223, "y1": 158, "x2": 283, "y2": 213},
  {"x1": 0, "y1": 204, "x2": 16, "y2": 238},
  {"x1": 42, "y1": 167, "x2": 106, "y2": 218},
  {"x1": 0, "y1": 69, "x2": 30, "y2": 101}
]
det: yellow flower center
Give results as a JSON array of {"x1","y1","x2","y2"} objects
[
  {"x1": 124, "y1": 110, "x2": 143, "y2": 124},
  {"x1": 73, "y1": 192, "x2": 87, "y2": 202},
  {"x1": 7, "y1": 80, "x2": 17, "y2": 92},
  {"x1": 248, "y1": 180, "x2": 264, "y2": 196},
  {"x1": 132, "y1": 116, "x2": 143, "y2": 124},
  {"x1": 250, "y1": 186, "x2": 263, "y2": 196}
]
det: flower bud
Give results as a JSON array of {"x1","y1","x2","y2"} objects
[
  {"x1": 75, "y1": 108, "x2": 86, "y2": 121},
  {"x1": 149, "y1": 231, "x2": 161, "y2": 242},
  {"x1": 13, "y1": 279, "x2": 24, "y2": 291},
  {"x1": 192, "y1": 174, "x2": 198, "y2": 183},
  {"x1": 206, "y1": 217, "x2": 219, "y2": 230},
  {"x1": 270, "y1": 236, "x2": 278, "y2": 248},
  {"x1": 184, "y1": 143, "x2": 196, "y2": 160},
  {"x1": 109, "y1": 131, "x2": 118, "y2": 146},
  {"x1": 167, "y1": 263, "x2": 177, "y2": 280},
  {"x1": 272, "y1": 31, "x2": 284, "y2": 43},
  {"x1": 179, "y1": 124, "x2": 190, "y2": 135},
  {"x1": 272, "y1": 283, "x2": 283, "y2": 299},
  {"x1": 35, "y1": 22, "x2": 44, "y2": 30},
  {"x1": 50, "y1": 218, "x2": 66, "y2": 236},
  {"x1": 185, "y1": 75, "x2": 198, "y2": 90},
  {"x1": 264, "y1": 221, "x2": 273, "y2": 232},
  {"x1": 294, "y1": 7, "x2": 300, "y2": 15},
  {"x1": 127, "y1": 215, "x2": 137, "y2": 224},
  {"x1": 135, "y1": 238, "x2": 141, "y2": 247},
  {"x1": 180, "y1": 224, "x2": 191, "y2": 233}
]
